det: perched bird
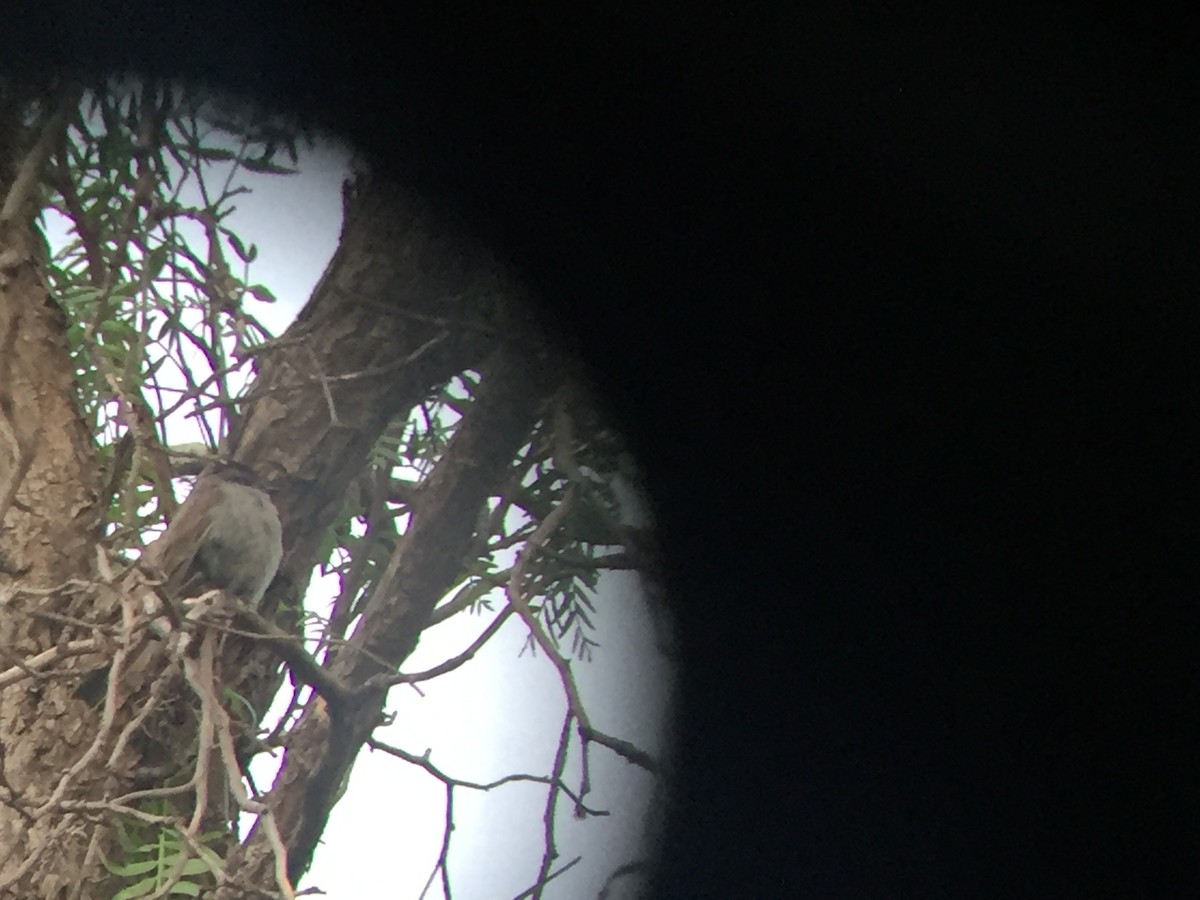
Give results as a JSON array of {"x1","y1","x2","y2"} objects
[
  {"x1": 143, "y1": 460, "x2": 283, "y2": 613},
  {"x1": 75, "y1": 460, "x2": 282, "y2": 703}
]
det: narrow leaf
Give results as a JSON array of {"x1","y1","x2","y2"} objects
[{"x1": 240, "y1": 157, "x2": 299, "y2": 175}]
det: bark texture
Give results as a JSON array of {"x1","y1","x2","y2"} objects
[{"x1": 1, "y1": 90, "x2": 106, "y2": 896}]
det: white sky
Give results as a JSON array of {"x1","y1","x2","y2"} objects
[{"x1": 47, "y1": 132, "x2": 676, "y2": 899}]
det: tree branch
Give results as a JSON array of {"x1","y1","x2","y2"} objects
[
  {"x1": 0, "y1": 83, "x2": 78, "y2": 225},
  {"x1": 580, "y1": 726, "x2": 659, "y2": 775},
  {"x1": 233, "y1": 607, "x2": 352, "y2": 708},
  {"x1": 375, "y1": 605, "x2": 514, "y2": 688}
]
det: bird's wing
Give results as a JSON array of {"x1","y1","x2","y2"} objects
[{"x1": 142, "y1": 492, "x2": 215, "y2": 598}]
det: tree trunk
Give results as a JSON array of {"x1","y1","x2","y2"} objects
[{"x1": 1, "y1": 88, "x2": 108, "y2": 895}]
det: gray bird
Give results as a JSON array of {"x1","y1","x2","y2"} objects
[
  {"x1": 75, "y1": 460, "x2": 282, "y2": 703},
  {"x1": 144, "y1": 460, "x2": 283, "y2": 612}
]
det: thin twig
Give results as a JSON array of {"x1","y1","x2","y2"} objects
[
  {"x1": 363, "y1": 738, "x2": 607, "y2": 816},
  {"x1": 532, "y1": 712, "x2": 575, "y2": 898},
  {"x1": 510, "y1": 856, "x2": 583, "y2": 900},
  {"x1": 378, "y1": 605, "x2": 513, "y2": 687},
  {"x1": 580, "y1": 726, "x2": 659, "y2": 776}
]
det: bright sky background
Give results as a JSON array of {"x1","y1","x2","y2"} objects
[{"x1": 47, "y1": 133, "x2": 676, "y2": 899}]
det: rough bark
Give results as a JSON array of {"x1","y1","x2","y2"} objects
[{"x1": 0, "y1": 89, "x2": 107, "y2": 896}]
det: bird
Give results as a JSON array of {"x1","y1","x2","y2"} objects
[
  {"x1": 75, "y1": 459, "x2": 282, "y2": 704},
  {"x1": 143, "y1": 459, "x2": 283, "y2": 613}
]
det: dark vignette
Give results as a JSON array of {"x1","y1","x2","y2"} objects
[{"x1": 4, "y1": 4, "x2": 1198, "y2": 896}]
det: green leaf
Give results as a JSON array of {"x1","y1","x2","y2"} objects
[
  {"x1": 142, "y1": 243, "x2": 171, "y2": 282},
  {"x1": 196, "y1": 146, "x2": 238, "y2": 162},
  {"x1": 113, "y1": 876, "x2": 159, "y2": 899},
  {"x1": 226, "y1": 232, "x2": 258, "y2": 263},
  {"x1": 223, "y1": 688, "x2": 259, "y2": 723},
  {"x1": 123, "y1": 857, "x2": 165, "y2": 877},
  {"x1": 80, "y1": 178, "x2": 120, "y2": 204},
  {"x1": 98, "y1": 317, "x2": 136, "y2": 341},
  {"x1": 246, "y1": 283, "x2": 275, "y2": 304},
  {"x1": 178, "y1": 857, "x2": 214, "y2": 877},
  {"x1": 101, "y1": 855, "x2": 160, "y2": 877},
  {"x1": 240, "y1": 157, "x2": 299, "y2": 176},
  {"x1": 61, "y1": 285, "x2": 105, "y2": 307}
]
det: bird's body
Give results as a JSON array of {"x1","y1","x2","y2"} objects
[
  {"x1": 75, "y1": 460, "x2": 281, "y2": 704},
  {"x1": 145, "y1": 462, "x2": 282, "y2": 611}
]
